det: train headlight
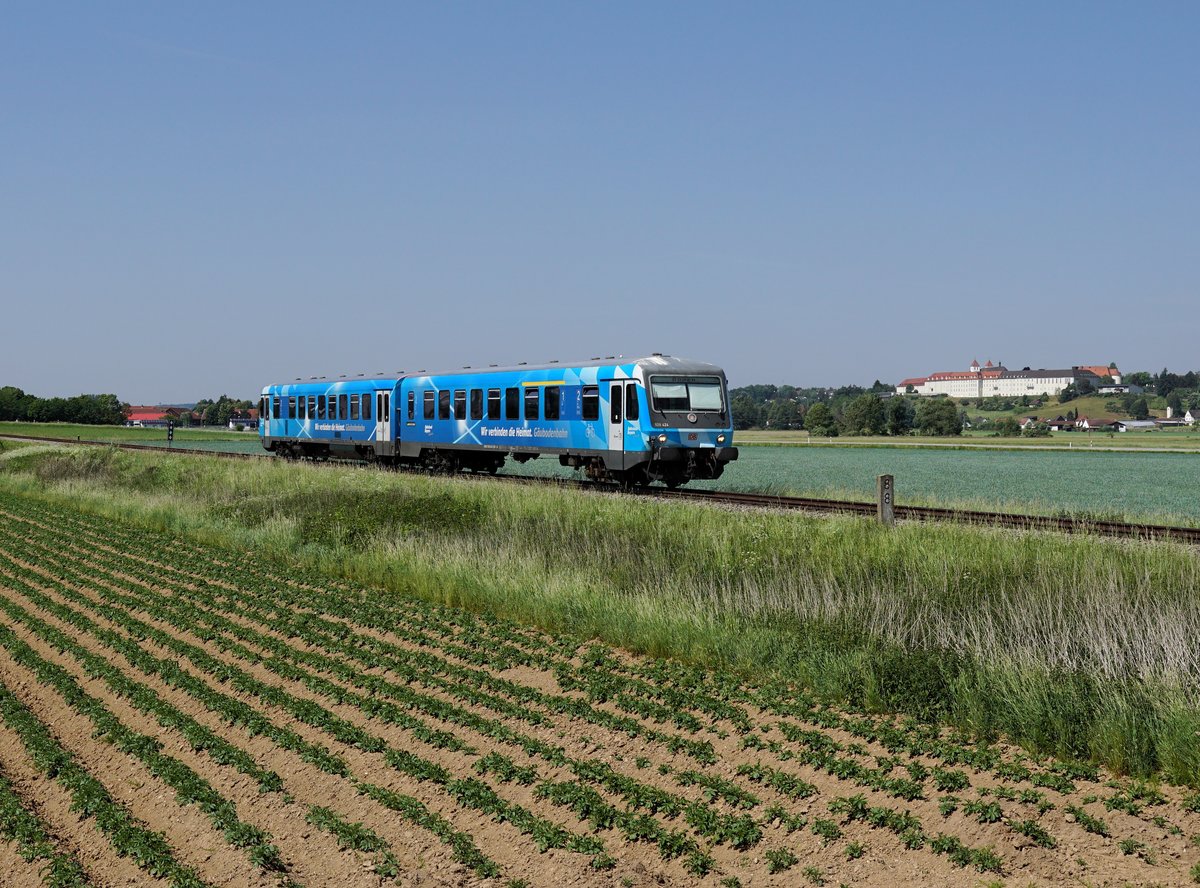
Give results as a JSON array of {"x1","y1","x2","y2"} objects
[
  {"x1": 657, "y1": 434, "x2": 667, "y2": 443},
  {"x1": 717, "y1": 434, "x2": 726, "y2": 443}
]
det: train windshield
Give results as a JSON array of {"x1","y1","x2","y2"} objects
[{"x1": 649, "y1": 376, "x2": 724, "y2": 412}]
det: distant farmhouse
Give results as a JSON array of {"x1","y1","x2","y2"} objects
[
  {"x1": 124, "y1": 406, "x2": 185, "y2": 428},
  {"x1": 896, "y1": 360, "x2": 1119, "y2": 399}
]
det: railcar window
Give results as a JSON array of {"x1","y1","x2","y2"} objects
[
  {"x1": 470, "y1": 389, "x2": 483, "y2": 420},
  {"x1": 273, "y1": 397, "x2": 280, "y2": 419},
  {"x1": 260, "y1": 397, "x2": 266, "y2": 418},
  {"x1": 626, "y1": 383, "x2": 639, "y2": 421},
  {"x1": 487, "y1": 388, "x2": 501, "y2": 419},
  {"x1": 308, "y1": 396, "x2": 316, "y2": 418},
  {"x1": 582, "y1": 386, "x2": 599, "y2": 421},
  {"x1": 383, "y1": 393, "x2": 389, "y2": 421},
  {"x1": 339, "y1": 395, "x2": 348, "y2": 419},
  {"x1": 524, "y1": 387, "x2": 539, "y2": 420},
  {"x1": 362, "y1": 393, "x2": 371, "y2": 421},
  {"x1": 610, "y1": 385, "x2": 622, "y2": 423},
  {"x1": 505, "y1": 388, "x2": 520, "y2": 420},
  {"x1": 453, "y1": 390, "x2": 466, "y2": 420},
  {"x1": 438, "y1": 390, "x2": 450, "y2": 420},
  {"x1": 649, "y1": 376, "x2": 724, "y2": 412},
  {"x1": 424, "y1": 391, "x2": 435, "y2": 420},
  {"x1": 544, "y1": 386, "x2": 560, "y2": 420},
  {"x1": 331, "y1": 396, "x2": 339, "y2": 420},
  {"x1": 350, "y1": 396, "x2": 359, "y2": 420},
  {"x1": 288, "y1": 397, "x2": 296, "y2": 418},
  {"x1": 317, "y1": 396, "x2": 325, "y2": 420},
  {"x1": 298, "y1": 397, "x2": 306, "y2": 420},
  {"x1": 409, "y1": 391, "x2": 416, "y2": 421}
]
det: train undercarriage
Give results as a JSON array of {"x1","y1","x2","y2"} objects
[{"x1": 266, "y1": 439, "x2": 736, "y2": 488}]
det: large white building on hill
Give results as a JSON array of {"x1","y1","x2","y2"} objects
[{"x1": 896, "y1": 360, "x2": 1119, "y2": 399}]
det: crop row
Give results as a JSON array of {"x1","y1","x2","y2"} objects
[
  {"x1": 24, "y1": 500, "x2": 1100, "y2": 801},
  {"x1": 7, "y1": 501, "x2": 733, "y2": 753},
  {"x1": 12, "y1": 496, "x2": 1183, "y2": 856},
  {"x1": 0, "y1": 508, "x2": 1022, "y2": 878},
  {"x1": 0, "y1": 530, "x2": 763, "y2": 864},
  {"x1": 0, "y1": 560, "x2": 502, "y2": 878},
  {"x1": 0, "y1": 559, "x2": 567, "y2": 876},
  {"x1": 40, "y1": 522, "x2": 1069, "y2": 840},
  {"x1": 0, "y1": 614, "x2": 291, "y2": 878},
  {"x1": 0, "y1": 767, "x2": 88, "y2": 888},
  {"x1": 0, "y1": 674, "x2": 211, "y2": 887}
]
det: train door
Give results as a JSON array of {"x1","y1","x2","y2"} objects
[
  {"x1": 375, "y1": 390, "x2": 391, "y2": 445},
  {"x1": 606, "y1": 382, "x2": 624, "y2": 457}
]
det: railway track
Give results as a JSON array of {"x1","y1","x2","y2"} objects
[{"x1": 6, "y1": 432, "x2": 1200, "y2": 545}]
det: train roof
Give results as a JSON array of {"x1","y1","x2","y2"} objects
[
  {"x1": 261, "y1": 376, "x2": 399, "y2": 394},
  {"x1": 262, "y1": 355, "x2": 727, "y2": 393},
  {"x1": 411, "y1": 354, "x2": 727, "y2": 378}
]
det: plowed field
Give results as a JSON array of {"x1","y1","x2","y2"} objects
[{"x1": 1, "y1": 492, "x2": 1198, "y2": 887}]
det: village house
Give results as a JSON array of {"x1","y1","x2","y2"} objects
[
  {"x1": 123, "y1": 406, "x2": 184, "y2": 428},
  {"x1": 228, "y1": 409, "x2": 260, "y2": 430}
]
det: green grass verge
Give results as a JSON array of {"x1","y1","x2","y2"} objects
[
  {"x1": 0, "y1": 421, "x2": 247, "y2": 443},
  {"x1": 2, "y1": 445, "x2": 1198, "y2": 787}
]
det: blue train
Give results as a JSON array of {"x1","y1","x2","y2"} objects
[{"x1": 258, "y1": 354, "x2": 738, "y2": 486}]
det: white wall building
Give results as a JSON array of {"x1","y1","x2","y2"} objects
[{"x1": 896, "y1": 360, "x2": 1116, "y2": 399}]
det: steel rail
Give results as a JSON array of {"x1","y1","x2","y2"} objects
[{"x1": 5, "y1": 433, "x2": 1199, "y2": 545}]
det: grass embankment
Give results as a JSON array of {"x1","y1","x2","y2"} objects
[{"x1": 2, "y1": 445, "x2": 1198, "y2": 787}]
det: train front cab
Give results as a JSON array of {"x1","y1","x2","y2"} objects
[{"x1": 632, "y1": 369, "x2": 738, "y2": 487}]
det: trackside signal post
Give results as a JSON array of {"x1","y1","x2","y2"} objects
[
  {"x1": 877, "y1": 474, "x2": 894, "y2": 526},
  {"x1": 167, "y1": 421, "x2": 174, "y2": 447}
]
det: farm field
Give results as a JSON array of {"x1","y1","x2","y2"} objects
[
  {"x1": 1, "y1": 491, "x2": 1199, "y2": 887},
  {"x1": 505, "y1": 443, "x2": 1200, "y2": 524},
  {"x1": 735, "y1": 427, "x2": 1200, "y2": 450}
]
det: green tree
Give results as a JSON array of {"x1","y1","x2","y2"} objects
[
  {"x1": 0, "y1": 386, "x2": 28, "y2": 421},
  {"x1": 765, "y1": 399, "x2": 802, "y2": 430},
  {"x1": 993, "y1": 416, "x2": 1022, "y2": 437},
  {"x1": 915, "y1": 398, "x2": 962, "y2": 436},
  {"x1": 803, "y1": 402, "x2": 838, "y2": 437},
  {"x1": 1130, "y1": 397, "x2": 1150, "y2": 420},
  {"x1": 730, "y1": 395, "x2": 761, "y2": 430},
  {"x1": 840, "y1": 394, "x2": 885, "y2": 436},
  {"x1": 885, "y1": 397, "x2": 914, "y2": 436}
]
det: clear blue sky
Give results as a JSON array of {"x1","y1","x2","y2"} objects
[{"x1": 3, "y1": 2, "x2": 1197, "y2": 402}]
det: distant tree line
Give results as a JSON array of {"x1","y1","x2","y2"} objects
[
  {"x1": 0, "y1": 386, "x2": 126, "y2": 425},
  {"x1": 729, "y1": 383, "x2": 962, "y2": 437},
  {"x1": 190, "y1": 395, "x2": 254, "y2": 427}
]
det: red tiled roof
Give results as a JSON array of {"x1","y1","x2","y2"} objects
[
  {"x1": 898, "y1": 377, "x2": 927, "y2": 387},
  {"x1": 125, "y1": 410, "x2": 170, "y2": 422}
]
